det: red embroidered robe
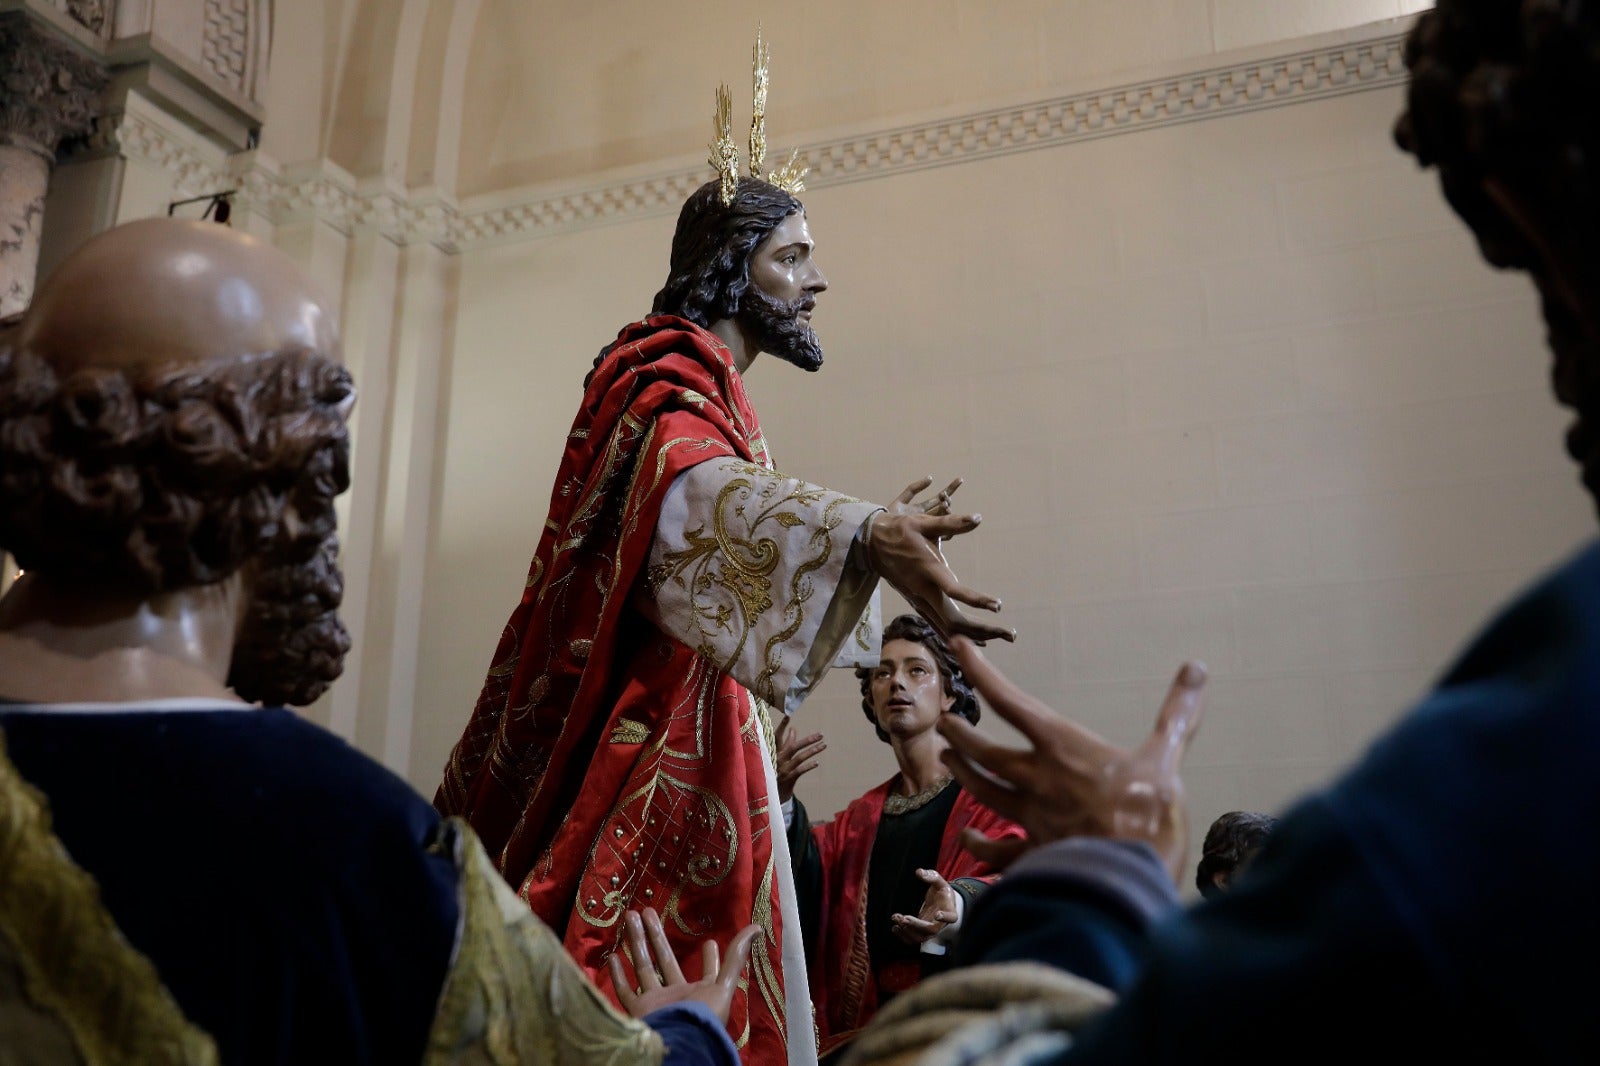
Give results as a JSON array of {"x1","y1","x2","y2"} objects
[
  {"x1": 809, "y1": 780, "x2": 1026, "y2": 1055},
  {"x1": 437, "y1": 315, "x2": 873, "y2": 1065}
]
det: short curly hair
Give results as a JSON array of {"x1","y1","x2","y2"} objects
[
  {"x1": 0, "y1": 344, "x2": 354, "y2": 706},
  {"x1": 650, "y1": 176, "x2": 804, "y2": 329},
  {"x1": 1196, "y1": 810, "x2": 1278, "y2": 900},
  {"x1": 856, "y1": 613, "x2": 981, "y2": 743}
]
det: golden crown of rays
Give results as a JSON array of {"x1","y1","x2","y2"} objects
[{"x1": 708, "y1": 28, "x2": 808, "y2": 206}]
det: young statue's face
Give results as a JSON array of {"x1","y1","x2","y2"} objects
[
  {"x1": 738, "y1": 212, "x2": 829, "y2": 370},
  {"x1": 870, "y1": 638, "x2": 956, "y2": 741}
]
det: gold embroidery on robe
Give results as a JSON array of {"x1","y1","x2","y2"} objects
[
  {"x1": 426, "y1": 819, "x2": 664, "y2": 1065},
  {"x1": 0, "y1": 733, "x2": 218, "y2": 1064}
]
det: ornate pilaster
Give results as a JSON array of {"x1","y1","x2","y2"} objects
[{"x1": 0, "y1": 11, "x2": 105, "y2": 317}]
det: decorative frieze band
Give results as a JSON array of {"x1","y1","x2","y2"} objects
[{"x1": 112, "y1": 27, "x2": 1408, "y2": 253}]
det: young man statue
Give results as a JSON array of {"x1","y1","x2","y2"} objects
[{"x1": 779, "y1": 614, "x2": 1024, "y2": 1058}]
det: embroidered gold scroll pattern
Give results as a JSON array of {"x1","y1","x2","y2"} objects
[
  {"x1": 646, "y1": 466, "x2": 852, "y2": 690},
  {"x1": 752, "y1": 493, "x2": 856, "y2": 703}
]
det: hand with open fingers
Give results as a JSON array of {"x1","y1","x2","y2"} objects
[
  {"x1": 606, "y1": 907, "x2": 759, "y2": 1025},
  {"x1": 890, "y1": 868, "x2": 960, "y2": 946},
  {"x1": 773, "y1": 714, "x2": 826, "y2": 804},
  {"x1": 887, "y1": 476, "x2": 966, "y2": 518},
  {"x1": 936, "y1": 639, "x2": 1208, "y2": 883},
  {"x1": 865, "y1": 509, "x2": 1016, "y2": 645}
]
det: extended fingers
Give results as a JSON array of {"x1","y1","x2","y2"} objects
[
  {"x1": 919, "y1": 478, "x2": 963, "y2": 516},
  {"x1": 935, "y1": 714, "x2": 1021, "y2": 773},
  {"x1": 940, "y1": 746, "x2": 1023, "y2": 817},
  {"x1": 1143, "y1": 660, "x2": 1208, "y2": 772},
  {"x1": 640, "y1": 907, "x2": 684, "y2": 986},
  {"x1": 622, "y1": 911, "x2": 661, "y2": 991},
  {"x1": 922, "y1": 511, "x2": 983, "y2": 539},
  {"x1": 788, "y1": 736, "x2": 827, "y2": 764},
  {"x1": 608, "y1": 953, "x2": 639, "y2": 1012},
  {"x1": 959, "y1": 827, "x2": 1033, "y2": 870},
  {"x1": 892, "y1": 914, "x2": 941, "y2": 936},
  {"x1": 949, "y1": 637, "x2": 1081, "y2": 744},
  {"x1": 718, "y1": 925, "x2": 760, "y2": 990},
  {"x1": 937, "y1": 574, "x2": 1004, "y2": 615},
  {"x1": 896, "y1": 476, "x2": 935, "y2": 505}
]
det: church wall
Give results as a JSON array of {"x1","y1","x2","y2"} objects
[
  {"x1": 413, "y1": 15, "x2": 1592, "y2": 886},
  {"x1": 455, "y1": 0, "x2": 1437, "y2": 197}
]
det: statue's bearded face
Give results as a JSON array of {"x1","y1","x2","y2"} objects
[{"x1": 739, "y1": 211, "x2": 828, "y2": 371}]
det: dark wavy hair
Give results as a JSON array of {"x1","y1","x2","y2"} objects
[
  {"x1": 1196, "y1": 810, "x2": 1278, "y2": 900},
  {"x1": 650, "y1": 176, "x2": 804, "y2": 328},
  {"x1": 856, "y1": 613, "x2": 981, "y2": 743},
  {"x1": 0, "y1": 344, "x2": 354, "y2": 706}
]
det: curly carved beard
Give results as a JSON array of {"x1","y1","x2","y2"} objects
[
  {"x1": 228, "y1": 533, "x2": 351, "y2": 707},
  {"x1": 1540, "y1": 284, "x2": 1600, "y2": 517},
  {"x1": 738, "y1": 286, "x2": 824, "y2": 372}
]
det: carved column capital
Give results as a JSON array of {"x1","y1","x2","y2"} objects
[{"x1": 0, "y1": 12, "x2": 107, "y2": 161}]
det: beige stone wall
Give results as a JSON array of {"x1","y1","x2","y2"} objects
[{"x1": 411, "y1": 17, "x2": 1592, "y2": 888}]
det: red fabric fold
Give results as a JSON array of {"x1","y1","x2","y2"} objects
[{"x1": 435, "y1": 315, "x2": 789, "y2": 1062}]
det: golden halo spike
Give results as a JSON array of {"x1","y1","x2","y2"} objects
[
  {"x1": 708, "y1": 83, "x2": 739, "y2": 207},
  {"x1": 770, "y1": 147, "x2": 808, "y2": 195},
  {"x1": 750, "y1": 25, "x2": 769, "y2": 180}
]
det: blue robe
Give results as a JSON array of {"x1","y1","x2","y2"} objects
[{"x1": 0, "y1": 704, "x2": 735, "y2": 1065}]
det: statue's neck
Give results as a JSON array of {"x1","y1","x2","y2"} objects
[
  {"x1": 710, "y1": 317, "x2": 757, "y2": 374},
  {"x1": 0, "y1": 573, "x2": 246, "y2": 704}
]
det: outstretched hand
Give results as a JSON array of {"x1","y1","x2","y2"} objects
[
  {"x1": 608, "y1": 907, "x2": 759, "y2": 1026},
  {"x1": 773, "y1": 715, "x2": 826, "y2": 804},
  {"x1": 890, "y1": 867, "x2": 960, "y2": 946},
  {"x1": 888, "y1": 475, "x2": 965, "y2": 518},
  {"x1": 867, "y1": 478, "x2": 1015, "y2": 645},
  {"x1": 937, "y1": 639, "x2": 1207, "y2": 882}
]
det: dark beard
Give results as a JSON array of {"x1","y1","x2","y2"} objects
[
  {"x1": 228, "y1": 533, "x2": 351, "y2": 707},
  {"x1": 1541, "y1": 284, "x2": 1600, "y2": 516},
  {"x1": 738, "y1": 286, "x2": 824, "y2": 371}
]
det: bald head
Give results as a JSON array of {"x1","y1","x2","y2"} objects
[{"x1": 17, "y1": 218, "x2": 338, "y2": 374}]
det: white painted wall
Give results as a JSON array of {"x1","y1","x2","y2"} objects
[{"x1": 412, "y1": 30, "x2": 1591, "y2": 891}]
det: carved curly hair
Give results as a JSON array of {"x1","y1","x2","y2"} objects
[
  {"x1": 1394, "y1": 0, "x2": 1600, "y2": 271},
  {"x1": 650, "y1": 176, "x2": 804, "y2": 329},
  {"x1": 856, "y1": 613, "x2": 981, "y2": 743},
  {"x1": 1396, "y1": 0, "x2": 1600, "y2": 506},
  {"x1": 0, "y1": 345, "x2": 354, "y2": 706}
]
